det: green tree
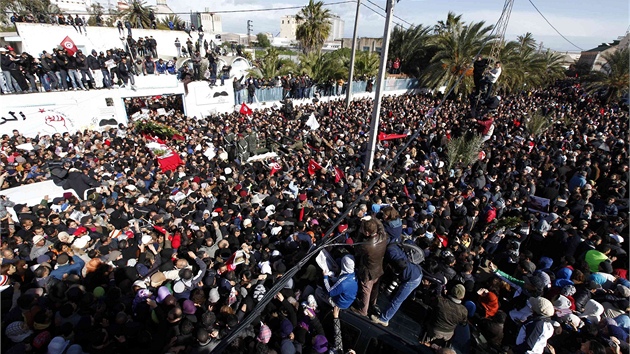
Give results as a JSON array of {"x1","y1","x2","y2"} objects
[
  {"x1": 354, "y1": 51, "x2": 379, "y2": 78},
  {"x1": 389, "y1": 24, "x2": 435, "y2": 77},
  {"x1": 0, "y1": 0, "x2": 50, "y2": 24},
  {"x1": 422, "y1": 15, "x2": 494, "y2": 95},
  {"x1": 120, "y1": 0, "x2": 152, "y2": 28},
  {"x1": 248, "y1": 47, "x2": 293, "y2": 78},
  {"x1": 158, "y1": 14, "x2": 184, "y2": 30},
  {"x1": 87, "y1": 3, "x2": 105, "y2": 26},
  {"x1": 433, "y1": 12, "x2": 463, "y2": 35},
  {"x1": 256, "y1": 33, "x2": 271, "y2": 48},
  {"x1": 584, "y1": 47, "x2": 629, "y2": 103},
  {"x1": 295, "y1": 0, "x2": 332, "y2": 53}
]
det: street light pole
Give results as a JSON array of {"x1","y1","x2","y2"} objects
[
  {"x1": 365, "y1": 0, "x2": 395, "y2": 172},
  {"x1": 345, "y1": 0, "x2": 362, "y2": 109}
]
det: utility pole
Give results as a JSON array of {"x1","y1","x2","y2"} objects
[
  {"x1": 345, "y1": 0, "x2": 362, "y2": 109},
  {"x1": 365, "y1": 0, "x2": 396, "y2": 172},
  {"x1": 247, "y1": 20, "x2": 253, "y2": 46}
]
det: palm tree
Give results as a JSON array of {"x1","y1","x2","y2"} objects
[
  {"x1": 538, "y1": 49, "x2": 567, "y2": 86},
  {"x1": 248, "y1": 47, "x2": 294, "y2": 79},
  {"x1": 295, "y1": 0, "x2": 332, "y2": 53},
  {"x1": 433, "y1": 12, "x2": 463, "y2": 35},
  {"x1": 354, "y1": 51, "x2": 379, "y2": 78},
  {"x1": 120, "y1": 0, "x2": 152, "y2": 28},
  {"x1": 422, "y1": 16, "x2": 494, "y2": 95},
  {"x1": 388, "y1": 24, "x2": 435, "y2": 77},
  {"x1": 584, "y1": 47, "x2": 629, "y2": 103},
  {"x1": 158, "y1": 14, "x2": 184, "y2": 30},
  {"x1": 87, "y1": 3, "x2": 105, "y2": 26}
]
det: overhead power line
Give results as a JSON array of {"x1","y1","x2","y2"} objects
[
  {"x1": 360, "y1": 1, "x2": 406, "y2": 29},
  {"x1": 526, "y1": 0, "x2": 584, "y2": 51},
  {"x1": 365, "y1": 0, "x2": 414, "y2": 27},
  {"x1": 1, "y1": 1, "x2": 356, "y2": 16}
]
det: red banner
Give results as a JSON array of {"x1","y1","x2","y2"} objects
[
  {"x1": 308, "y1": 159, "x2": 322, "y2": 176},
  {"x1": 60, "y1": 36, "x2": 77, "y2": 56},
  {"x1": 239, "y1": 102, "x2": 253, "y2": 115},
  {"x1": 377, "y1": 132, "x2": 408, "y2": 141},
  {"x1": 270, "y1": 162, "x2": 282, "y2": 176},
  {"x1": 334, "y1": 166, "x2": 345, "y2": 183}
]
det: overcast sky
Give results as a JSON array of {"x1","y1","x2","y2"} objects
[{"x1": 122, "y1": 0, "x2": 628, "y2": 52}]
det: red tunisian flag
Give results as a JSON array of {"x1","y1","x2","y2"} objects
[
  {"x1": 307, "y1": 159, "x2": 322, "y2": 175},
  {"x1": 239, "y1": 102, "x2": 253, "y2": 115},
  {"x1": 334, "y1": 166, "x2": 345, "y2": 183},
  {"x1": 269, "y1": 162, "x2": 282, "y2": 176},
  {"x1": 377, "y1": 132, "x2": 408, "y2": 141},
  {"x1": 156, "y1": 148, "x2": 183, "y2": 172},
  {"x1": 60, "y1": 36, "x2": 78, "y2": 56}
]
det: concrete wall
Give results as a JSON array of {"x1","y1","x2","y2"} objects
[{"x1": 16, "y1": 22, "x2": 198, "y2": 59}]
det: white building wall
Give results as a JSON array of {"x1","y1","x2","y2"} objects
[
  {"x1": 51, "y1": 0, "x2": 91, "y2": 13},
  {"x1": 200, "y1": 13, "x2": 222, "y2": 33},
  {"x1": 328, "y1": 16, "x2": 344, "y2": 41},
  {"x1": 279, "y1": 15, "x2": 297, "y2": 40},
  {"x1": 16, "y1": 22, "x2": 198, "y2": 59}
]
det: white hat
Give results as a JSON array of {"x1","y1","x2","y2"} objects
[
  {"x1": 32, "y1": 235, "x2": 45, "y2": 244},
  {"x1": 141, "y1": 234, "x2": 153, "y2": 245},
  {"x1": 133, "y1": 280, "x2": 147, "y2": 289},
  {"x1": 72, "y1": 237, "x2": 89, "y2": 249},
  {"x1": 137, "y1": 196, "x2": 146, "y2": 204},
  {"x1": 243, "y1": 219, "x2": 252, "y2": 227},
  {"x1": 125, "y1": 185, "x2": 137, "y2": 191},
  {"x1": 610, "y1": 234, "x2": 624, "y2": 244},
  {"x1": 224, "y1": 167, "x2": 233, "y2": 175},
  {"x1": 173, "y1": 281, "x2": 186, "y2": 294},
  {"x1": 57, "y1": 231, "x2": 74, "y2": 244}
]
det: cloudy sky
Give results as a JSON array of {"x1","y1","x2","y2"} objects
[{"x1": 136, "y1": 0, "x2": 628, "y2": 52}]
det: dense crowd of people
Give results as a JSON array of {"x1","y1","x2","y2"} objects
[
  {"x1": 0, "y1": 78, "x2": 627, "y2": 354},
  {"x1": 0, "y1": 38, "x2": 179, "y2": 94}
]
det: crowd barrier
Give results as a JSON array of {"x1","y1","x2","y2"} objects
[{"x1": 238, "y1": 78, "x2": 419, "y2": 103}]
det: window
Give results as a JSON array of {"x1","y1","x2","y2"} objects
[
  {"x1": 282, "y1": 20, "x2": 284, "y2": 24},
  {"x1": 365, "y1": 338, "x2": 411, "y2": 354},
  {"x1": 340, "y1": 322, "x2": 361, "y2": 350},
  {"x1": 362, "y1": 46, "x2": 370, "y2": 51}
]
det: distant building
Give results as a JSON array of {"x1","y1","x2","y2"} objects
[
  {"x1": 328, "y1": 15, "x2": 344, "y2": 41},
  {"x1": 279, "y1": 15, "x2": 298, "y2": 40},
  {"x1": 200, "y1": 12, "x2": 222, "y2": 33},
  {"x1": 341, "y1": 37, "x2": 383, "y2": 53},
  {"x1": 154, "y1": 0, "x2": 174, "y2": 22},
  {"x1": 279, "y1": 14, "x2": 344, "y2": 41},
  {"x1": 577, "y1": 33, "x2": 629, "y2": 72},
  {"x1": 50, "y1": 0, "x2": 91, "y2": 13}
]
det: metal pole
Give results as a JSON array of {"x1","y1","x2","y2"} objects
[
  {"x1": 365, "y1": 0, "x2": 395, "y2": 172},
  {"x1": 345, "y1": 0, "x2": 362, "y2": 108}
]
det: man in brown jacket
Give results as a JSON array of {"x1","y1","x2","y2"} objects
[{"x1": 352, "y1": 217, "x2": 388, "y2": 316}]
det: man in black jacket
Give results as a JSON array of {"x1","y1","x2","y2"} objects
[
  {"x1": 66, "y1": 50, "x2": 86, "y2": 90},
  {"x1": 64, "y1": 163, "x2": 99, "y2": 199},
  {"x1": 76, "y1": 50, "x2": 93, "y2": 90},
  {"x1": 87, "y1": 50, "x2": 101, "y2": 88},
  {"x1": 117, "y1": 57, "x2": 136, "y2": 90},
  {"x1": 1, "y1": 48, "x2": 19, "y2": 93},
  {"x1": 18, "y1": 52, "x2": 38, "y2": 92},
  {"x1": 6, "y1": 49, "x2": 28, "y2": 92},
  {"x1": 53, "y1": 49, "x2": 69, "y2": 90},
  {"x1": 39, "y1": 52, "x2": 59, "y2": 91}
]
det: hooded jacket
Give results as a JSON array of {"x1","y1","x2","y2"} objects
[{"x1": 324, "y1": 255, "x2": 358, "y2": 309}]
